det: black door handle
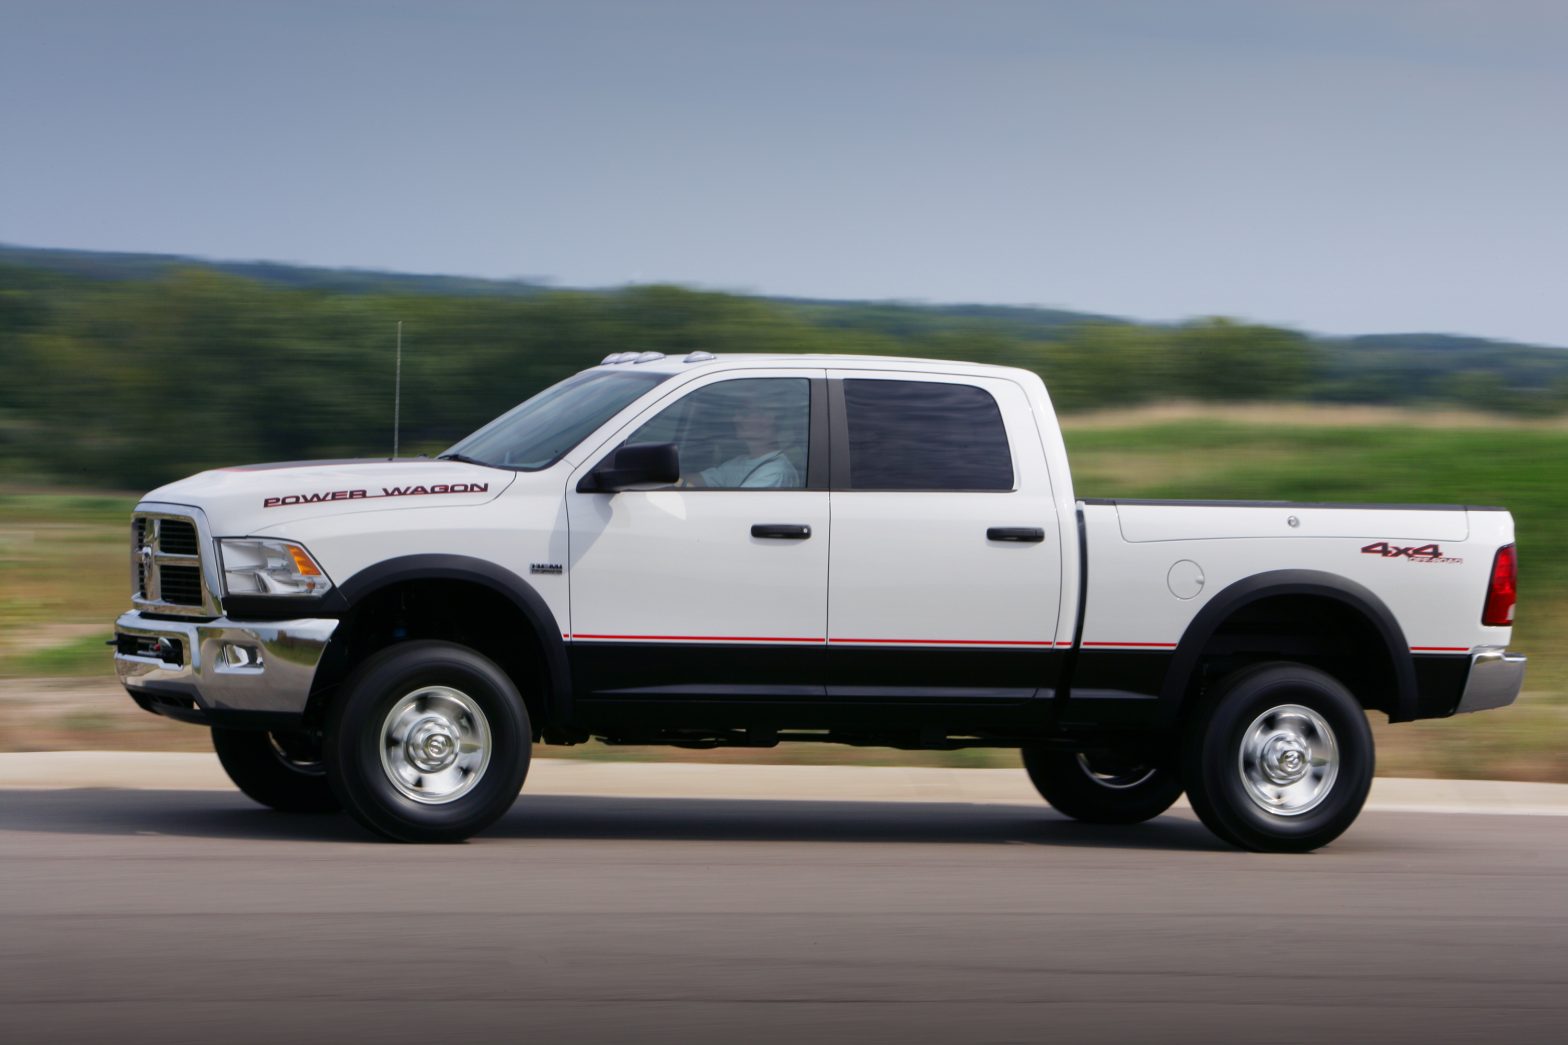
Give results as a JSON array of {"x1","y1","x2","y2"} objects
[
  {"x1": 987, "y1": 526, "x2": 1044, "y2": 543},
  {"x1": 752, "y1": 524, "x2": 812, "y2": 540}
]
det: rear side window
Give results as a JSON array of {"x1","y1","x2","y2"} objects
[{"x1": 842, "y1": 379, "x2": 1014, "y2": 491}]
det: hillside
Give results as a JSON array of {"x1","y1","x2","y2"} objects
[{"x1": 1, "y1": 243, "x2": 1565, "y2": 490}]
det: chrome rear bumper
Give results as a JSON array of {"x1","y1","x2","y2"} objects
[
  {"x1": 114, "y1": 610, "x2": 338, "y2": 720},
  {"x1": 1455, "y1": 646, "x2": 1527, "y2": 715}
]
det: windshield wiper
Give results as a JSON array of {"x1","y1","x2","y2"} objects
[{"x1": 435, "y1": 452, "x2": 496, "y2": 467}]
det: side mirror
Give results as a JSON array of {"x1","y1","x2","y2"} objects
[{"x1": 578, "y1": 442, "x2": 681, "y2": 493}]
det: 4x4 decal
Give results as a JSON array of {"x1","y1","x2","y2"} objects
[{"x1": 1361, "y1": 541, "x2": 1463, "y2": 564}]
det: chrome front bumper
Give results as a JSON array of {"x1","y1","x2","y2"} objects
[
  {"x1": 114, "y1": 610, "x2": 338, "y2": 720},
  {"x1": 1455, "y1": 646, "x2": 1527, "y2": 715}
]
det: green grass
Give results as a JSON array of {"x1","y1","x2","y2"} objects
[
  {"x1": 1, "y1": 417, "x2": 1563, "y2": 778},
  {"x1": 0, "y1": 633, "x2": 115, "y2": 677},
  {"x1": 0, "y1": 492, "x2": 139, "y2": 527}
]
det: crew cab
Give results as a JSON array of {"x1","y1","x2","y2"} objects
[{"x1": 112, "y1": 353, "x2": 1525, "y2": 850}]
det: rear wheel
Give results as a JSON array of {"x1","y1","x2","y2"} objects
[
  {"x1": 325, "y1": 641, "x2": 531, "y2": 843},
  {"x1": 1021, "y1": 745, "x2": 1183, "y2": 824},
  {"x1": 211, "y1": 727, "x2": 339, "y2": 813},
  {"x1": 1182, "y1": 662, "x2": 1373, "y2": 853}
]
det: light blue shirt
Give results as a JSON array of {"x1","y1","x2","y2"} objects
[{"x1": 700, "y1": 450, "x2": 800, "y2": 489}]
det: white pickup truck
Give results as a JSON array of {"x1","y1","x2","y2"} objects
[{"x1": 113, "y1": 353, "x2": 1524, "y2": 850}]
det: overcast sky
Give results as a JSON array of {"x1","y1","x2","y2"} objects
[{"x1": 2, "y1": 0, "x2": 1565, "y2": 345}]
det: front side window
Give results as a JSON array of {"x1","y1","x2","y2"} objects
[
  {"x1": 843, "y1": 379, "x2": 1013, "y2": 491},
  {"x1": 625, "y1": 378, "x2": 810, "y2": 489},
  {"x1": 444, "y1": 369, "x2": 669, "y2": 470}
]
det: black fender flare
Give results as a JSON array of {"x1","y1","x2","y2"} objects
[
  {"x1": 1158, "y1": 569, "x2": 1416, "y2": 724},
  {"x1": 332, "y1": 554, "x2": 572, "y2": 725}
]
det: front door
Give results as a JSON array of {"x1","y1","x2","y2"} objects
[{"x1": 566, "y1": 370, "x2": 829, "y2": 702}]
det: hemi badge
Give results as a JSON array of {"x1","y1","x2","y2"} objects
[{"x1": 530, "y1": 563, "x2": 564, "y2": 575}]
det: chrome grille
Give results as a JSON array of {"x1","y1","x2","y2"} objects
[
  {"x1": 158, "y1": 565, "x2": 204, "y2": 606},
  {"x1": 132, "y1": 518, "x2": 148, "y2": 595},
  {"x1": 131, "y1": 511, "x2": 215, "y2": 616},
  {"x1": 159, "y1": 520, "x2": 198, "y2": 557}
]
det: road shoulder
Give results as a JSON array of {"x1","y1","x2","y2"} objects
[{"x1": 2, "y1": 751, "x2": 1567, "y2": 816}]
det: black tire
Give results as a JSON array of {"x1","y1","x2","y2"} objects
[
  {"x1": 1182, "y1": 662, "x2": 1373, "y2": 853},
  {"x1": 211, "y1": 727, "x2": 340, "y2": 813},
  {"x1": 325, "y1": 640, "x2": 531, "y2": 843},
  {"x1": 1022, "y1": 745, "x2": 1184, "y2": 824}
]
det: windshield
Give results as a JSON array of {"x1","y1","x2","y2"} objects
[{"x1": 443, "y1": 369, "x2": 670, "y2": 470}]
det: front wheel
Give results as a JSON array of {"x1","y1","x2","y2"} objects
[
  {"x1": 211, "y1": 727, "x2": 339, "y2": 813},
  {"x1": 325, "y1": 641, "x2": 532, "y2": 843},
  {"x1": 1021, "y1": 745, "x2": 1183, "y2": 824},
  {"x1": 1182, "y1": 662, "x2": 1373, "y2": 853}
]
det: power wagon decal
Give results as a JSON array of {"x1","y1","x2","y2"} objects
[
  {"x1": 1361, "y1": 541, "x2": 1463, "y2": 564},
  {"x1": 262, "y1": 483, "x2": 490, "y2": 508}
]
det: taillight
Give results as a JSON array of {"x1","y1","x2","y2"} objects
[{"x1": 1482, "y1": 544, "x2": 1517, "y2": 627}]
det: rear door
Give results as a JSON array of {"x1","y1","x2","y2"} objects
[{"x1": 825, "y1": 372, "x2": 1065, "y2": 700}]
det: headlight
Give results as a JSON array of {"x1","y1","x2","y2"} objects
[{"x1": 219, "y1": 538, "x2": 334, "y2": 596}]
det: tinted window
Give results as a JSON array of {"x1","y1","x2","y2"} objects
[
  {"x1": 626, "y1": 378, "x2": 809, "y2": 489},
  {"x1": 843, "y1": 379, "x2": 1013, "y2": 491}
]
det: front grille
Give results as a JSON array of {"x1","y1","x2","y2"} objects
[
  {"x1": 158, "y1": 565, "x2": 204, "y2": 606},
  {"x1": 159, "y1": 520, "x2": 198, "y2": 556},
  {"x1": 133, "y1": 518, "x2": 148, "y2": 595},
  {"x1": 131, "y1": 511, "x2": 212, "y2": 615}
]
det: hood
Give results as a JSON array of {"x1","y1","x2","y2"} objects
[{"x1": 142, "y1": 458, "x2": 517, "y2": 535}]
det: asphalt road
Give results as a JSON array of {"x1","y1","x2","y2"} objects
[{"x1": 2, "y1": 788, "x2": 1566, "y2": 1044}]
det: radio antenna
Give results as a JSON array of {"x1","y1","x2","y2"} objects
[{"x1": 392, "y1": 320, "x2": 402, "y2": 459}]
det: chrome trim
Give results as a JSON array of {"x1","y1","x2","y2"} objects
[
  {"x1": 114, "y1": 610, "x2": 338, "y2": 716},
  {"x1": 378, "y1": 686, "x2": 493, "y2": 804},
  {"x1": 129, "y1": 502, "x2": 224, "y2": 618},
  {"x1": 1074, "y1": 753, "x2": 1159, "y2": 791},
  {"x1": 1455, "y1": 646, "x2": 1526, "y2": 714},
  {"x1": 1237, "y1": 703, "x2": 1339, "y2": 817}
]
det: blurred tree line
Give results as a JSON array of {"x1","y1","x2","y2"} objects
[{"x1": 1, "y1": 257, "x2": 1564, "y2": 490}]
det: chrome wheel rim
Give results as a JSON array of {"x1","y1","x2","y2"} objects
[
  {"x1": 378, "y1": 686, "x2": 491, "y2": 805},
  {"x1": 267, "y1": 732, "x2": 325, "y2": 777},
  {"x1": 1238, "y1": 703, "x2": 1338, "y2": 816},
  {"x1": 1075, "y1": 753, "x2": 1158, "y2": 790}
]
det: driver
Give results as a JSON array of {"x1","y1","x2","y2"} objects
[{"x1": 685, "y1": 405, "x2": 800, "y2": 488}]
